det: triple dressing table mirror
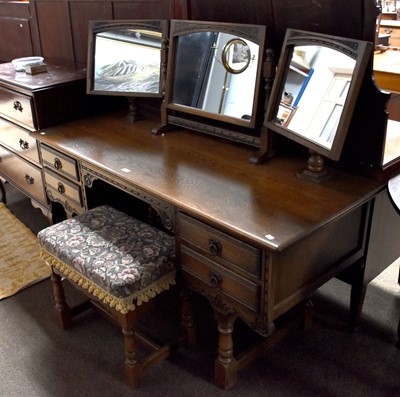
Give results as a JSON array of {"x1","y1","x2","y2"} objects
[
  {"x1": 153, "y1": 19, "x2": 266, "y2": 146},
  {"x1": 86, "y1": 19, "x2": 169, "y2": 121},
  {"x1": 261, "y1": 29, "x2": 373, "y2": 181}
]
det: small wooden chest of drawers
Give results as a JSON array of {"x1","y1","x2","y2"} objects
[
  {"x1": 178, "y1": 212, "x2": 262, "y2": 316},
  {"x1": 0, "y1": 62, "x2": 89, "y2": 213}
]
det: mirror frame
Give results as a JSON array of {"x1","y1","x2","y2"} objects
[
  {"x1": 154, "y1": 19, "x2": 266, "y2": 147},
  {"x1": 86, "y1": 19, "x2": 169, "y2": 98},
  {"x1": 263, "y1": 29, "x2": 373, "y2": 161}
]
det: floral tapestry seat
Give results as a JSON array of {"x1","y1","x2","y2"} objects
[{"x1": 37, "y1": 205, "x2": 178, "y2": 387}]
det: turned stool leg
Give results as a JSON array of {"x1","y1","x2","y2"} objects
[
  {"x1": 0, "y1": 179, "x2": 6, "y2": 204},
  {"x1": 214, "y1": 309, "x2": 238, "y2": 390},
  {"x1": 51, "y1": 268, "x2": 72, "y2": 329},
  {"x1": 118, "y1": 311, "x2": 143, "y2": 387},
  {"x1": 180, "y1": 289, "x2": 197, "y2": 349}
]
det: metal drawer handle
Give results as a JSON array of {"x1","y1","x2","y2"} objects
[
  {"x1": 57, "y1": 182, "x2": 65, "y2": 194},
  {"x1": 19, "y1": 139, "x2": 29, "y2": 150},
  {"x1": 25, "y1": 174, "x2": 34, "y2": 185},
  {"x1": 54, "y1": 157, "x2": 62, "y2": 170},
  {"x1": 13, "y1": 101, "x2": 23, "y2": 112},
  {"x1": 209, "y1": 238, "x2": 222, "y2": 256},
  {"x1": 209, "y1": 271, "x2": 223, "y2": 288}
]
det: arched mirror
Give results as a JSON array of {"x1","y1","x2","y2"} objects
[
  {"x1": 87, "y1": 20, "x2": 169, "y2": 121},
  {"x1": 263, "y1": 29, "x2": 373, "y2": 172},
  {"x1": 154, "y1": 20, "x2": 266, "y2": 146}
]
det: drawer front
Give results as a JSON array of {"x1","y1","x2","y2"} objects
[
  {"x1": 181, "y1": 245, "x2": 260, "y2": 312},
  {"x1": 0, "y1": 146, "x2": 47, "y2": 205},
  {"x1": 0, "y1": 118, "x2": 39, "y2": 164},
  {"x1": 44, "y1": 168, "x2": 83, "y2": 206},
  {"x1": 178, "y1": 212, "x2": 261, "y2": 279},
  {"x1": 41, "y1": 144, "x2": 79, "y2": 181},
  {"x1": 0, "y1": 87, "x2": 35, "y2": 130}
]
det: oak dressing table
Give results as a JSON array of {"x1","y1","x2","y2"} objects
[{"x1": 32, "y1": 109, "x2": 385, "y2": 389}]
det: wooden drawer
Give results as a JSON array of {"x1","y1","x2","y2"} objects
[
  {"x1": 0, "y1": 145, "x2": 47, "y2": 205},
  {"x1": 0, "y1": 86, "x2": 35, "y2": 130},
  {"x1": 44, "y1": 168, "x2": 83, "y2": 207},
  {"x1": 178, "y1": 212, "x2": 261, "y2": 279},
  {"x1": 0, "y1": 117, "x2": 39, "y2": 164},
  {"x1": 181, "y1": 245, "x2": 260, "y2": 312},
  {"x1": 41, "y1": 144, "x2": 79, "y2": 181}
]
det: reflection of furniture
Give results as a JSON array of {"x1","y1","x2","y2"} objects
[
  {"x1": 379, "y1": 19, "x2": 400, "y2": 47},
  {"x1": 374, "y1": 50, "x2": 400, "y2": 93},
  {"x1": 0, "y1": 63, "x2": 90, "y2": 217},
  {"x1": 38, "y1": 205, "x2": 178, "y2": 386},
  {"x1": 33, "y1": 111, "x2": 390, "y2": 389}
]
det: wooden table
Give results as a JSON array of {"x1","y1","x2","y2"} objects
[
  {"x1": 32, "y1": 111, "x2": 390, "y2": 388},
  {"x1": 374, "y1": 50, "x2": 400, "y2": 93}
]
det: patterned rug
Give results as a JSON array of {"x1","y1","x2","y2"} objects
[{"x1": 0, "y1": 202, "x2": 51, "y2": 300}]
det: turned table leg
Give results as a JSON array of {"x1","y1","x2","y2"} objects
[
  {"x1": 51, "y1": 269, "x2": 72, "y2": 329},
  {"x1": 214, "y1": 309, "x2": 238, "y2": 390},
  {"x1": 181, "y1": 289, "x2": 197, "y2": 349}
]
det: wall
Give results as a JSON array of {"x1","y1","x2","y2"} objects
[
  {"x1": 29, "y1": 0, "x2": 180, "y2": 65},
  {"x1": 0, "y1": 1, "x2": 34, "y2": 62},
  {"x1": 25, "y1": 0, "x2": 381, "y2": 66}
]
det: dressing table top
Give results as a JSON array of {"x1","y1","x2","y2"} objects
[{"x1": 33, "y1": 111, "x2": 383, "y2": 251}]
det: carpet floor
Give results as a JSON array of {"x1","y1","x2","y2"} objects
[
  {"x1": 0, "y1": 202, "x2": 51, "y2": 299},
  {"x1": 0, "y1": 182, "x2": 399, "y2": 397}
]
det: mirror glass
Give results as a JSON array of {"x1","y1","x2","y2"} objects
[
  {"x1": 87, "y1": 20, "x2": 168, "y2": 97},
  {"x1": 170, "y1": 31, "x2": 260, "y2": 123},
  {"x1": 274, "y1": 45, "x2": 356, "y2": 150},
  {"x1": 264, "y1": 29, "x2": 372, "y2": 160}
]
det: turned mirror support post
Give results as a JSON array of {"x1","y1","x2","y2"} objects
[
  {"x1": 297, "y1": 150, "x2": 331, "y2": 182},
  {"x1": 126, "y1": 97, "x2": 143, "y2": 122}
]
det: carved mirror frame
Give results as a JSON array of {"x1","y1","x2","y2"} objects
[
  {"x1": 86, "y1": 19, "x2": 169, "y2": 121},
  {"x1": 153, "y1": 20, "x2": 267, "y2": 147},
  {"x1": 259, "y1": 29, "x2": 373, "y2": 170}
]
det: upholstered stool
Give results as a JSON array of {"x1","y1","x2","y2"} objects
[{"x1": 37, "y1": 205, "x2": 178, "y2": 386}]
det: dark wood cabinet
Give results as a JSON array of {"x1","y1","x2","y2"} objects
[
  {"x1": 0, "y1": 1, "x2": 35, "y2": 62},
  {"x1": 0, "y1": 62, "x2": 89, "y2": 215}
]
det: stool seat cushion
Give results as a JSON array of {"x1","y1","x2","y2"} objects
[{"x1": 38, "y1": 205, "x2": 176, "y2": 313}]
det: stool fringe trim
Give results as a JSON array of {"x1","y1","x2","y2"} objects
[{"x1": 40, "y1": 249, "x2": 176, "y2": 314}]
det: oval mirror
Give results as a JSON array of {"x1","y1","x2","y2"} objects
[{"x1": 221, "y1": 38, "x2": 251, "y2": 74}]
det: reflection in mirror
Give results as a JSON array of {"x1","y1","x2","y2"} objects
[
  {"x1": 263, "y1": 29, "x2": 372, "y2": 168},
  {"x1": 274, "y1": 45, "x2": 356, "y2": 150},
  {"x1": 170, "y1": 30, "x2": 260, "y2": 123},
  {"x1": 171, "y1": 32, "x2": 259, "y2": 122},
  {"x1": 154, "y1": 20, "x2": 266, "y2": 146},
  {"x1": 87, "y1": 20, "x2": 168, "y2": 121}
]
